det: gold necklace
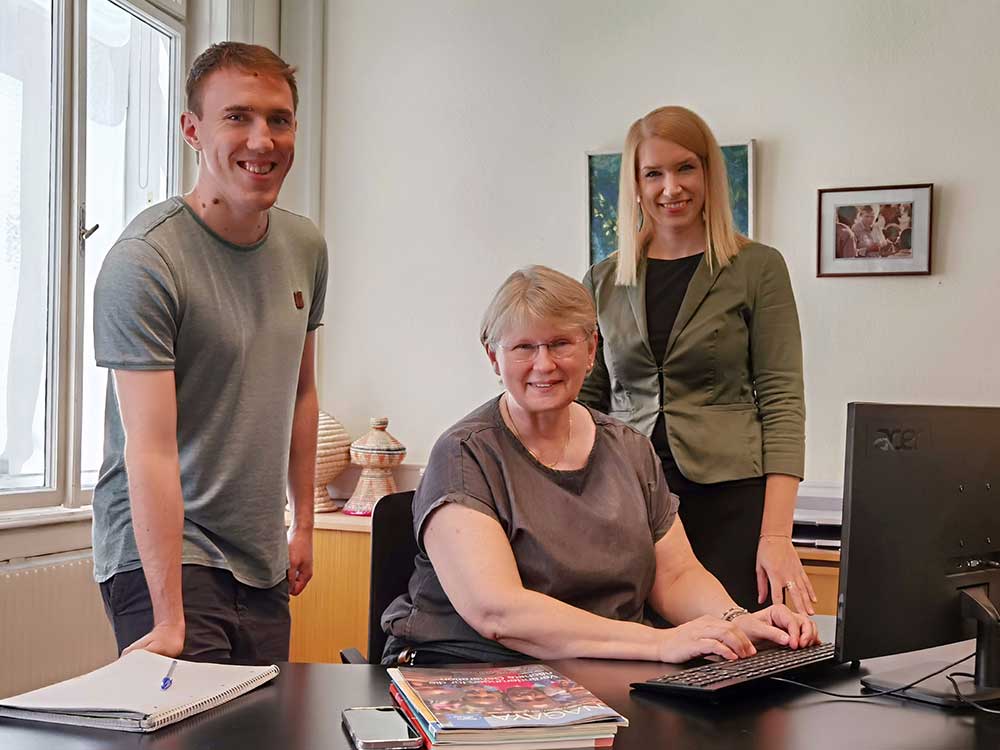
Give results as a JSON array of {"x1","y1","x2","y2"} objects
[{"x1": 502, "y1": 394, "x2": 572, "y2": 469}]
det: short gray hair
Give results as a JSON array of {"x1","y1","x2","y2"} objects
[{"x1": 480, "y1": 265, "x2": 596, "y2": 348}]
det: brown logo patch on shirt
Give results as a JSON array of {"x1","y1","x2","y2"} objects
[{"x1": 293, "y1": 291, "x2": 304, "y2": 309}]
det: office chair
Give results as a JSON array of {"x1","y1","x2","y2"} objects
[{"x1": 340, "y1": 490, "x2": 418, "y2": 664}]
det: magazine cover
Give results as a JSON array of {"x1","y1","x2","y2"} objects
[
  {"x1": 388, "y1": 664, "x2": 627, "y2": 732},
  {"x1": 389, "y1": 684, "x2": 617, "y2": 750}
]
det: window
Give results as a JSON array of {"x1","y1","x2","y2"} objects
[
  {"x1": 81, "y1": 0, "x2": 179, "y2": 488},
  {"x1": 0, "y1": 0, "x2": 182, "y2": 512},
  {"x1": 0, "y1": 0, "x2": 55, "y2": 500}
]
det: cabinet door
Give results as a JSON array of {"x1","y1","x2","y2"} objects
[
  {"x1": 290, "y1": 528, "x2": 372, "y2": 662},
  {"x1": 796, "y1": 548, "x2": 840, "y2": 616}
]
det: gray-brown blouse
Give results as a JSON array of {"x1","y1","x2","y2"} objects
[{"x1": 381, "y1": 396, "x2": 678, "y2": 664}]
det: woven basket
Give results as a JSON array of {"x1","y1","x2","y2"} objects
[
  {"x1": 313, "y1": 411, "x2": 352, "y2": 512},
  {"x1": 342, "y1": 417, "x2": 406, "y2": 516}
]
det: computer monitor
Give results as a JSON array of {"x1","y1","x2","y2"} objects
[{"x1": 836, "y1": 402, "x2": 1000, "y2": 706}]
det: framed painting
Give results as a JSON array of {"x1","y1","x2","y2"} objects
[
  {"x1": 587, "y1": 141, "x2": 755, "y2": 265},
  {"x1": 817, "y1": 184, "x2": 933, "y2": 277}
]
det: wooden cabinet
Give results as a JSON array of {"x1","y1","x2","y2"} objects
[
  {"x1": 288, "y1": 516, "x2": 841, "y2": 663},
  {"x1": 289, "y1": 514, "x2": 372, "y2": 663},
  {"x1": 797, "y1": 547, "x2": 840, "y2": 616}
]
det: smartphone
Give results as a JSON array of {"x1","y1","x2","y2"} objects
[{"x1": 341, "y1": 706, "x2": 422, "y2": 749}]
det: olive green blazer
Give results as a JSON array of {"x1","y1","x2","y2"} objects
[{"x1": 579, "y1": 243, "x2": 805, "y2": 484}]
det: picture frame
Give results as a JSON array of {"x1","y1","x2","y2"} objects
[
  {"x1": 817, "y1": 184, "x2": 933, "y2": 277},
  {"x1": 586, "y1": 141, "x2": 755, "y2": 266}
]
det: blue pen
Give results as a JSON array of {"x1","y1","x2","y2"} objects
[{"x1": 160, "y1": 659, "x2": 178, "y2": 691}]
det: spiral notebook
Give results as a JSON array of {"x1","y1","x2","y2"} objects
[{"x1": 0, "y1": 650, "x2": 279, "y2": 733}]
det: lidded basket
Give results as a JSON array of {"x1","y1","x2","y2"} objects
[{"x1": 342, "y1": 417, "x2": 407, "y2": 516}]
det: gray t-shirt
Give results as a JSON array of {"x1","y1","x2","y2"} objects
[
  {"x1": 381, "y1": 397, "x2": 679, "y2": 663},
  {"x1": 92, "y1": 197, "x2": 328, "y2": 587}
]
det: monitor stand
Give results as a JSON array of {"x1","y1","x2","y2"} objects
[{"x1": 861, "y1": 585, "x2": 1000, "y2": 707}]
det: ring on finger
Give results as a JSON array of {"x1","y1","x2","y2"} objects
[{"x1": 783, "y1": 580, "x2": 797, "y2": 591}]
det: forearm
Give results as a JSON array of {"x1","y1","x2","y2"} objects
[
  {"x1": 125, "y1": 448, "x2": 185, "y2": 629},
  {"x1": 650, "y1": 562, "x2": 737, "y2": 624},
  {"x1": 287, "y1": 386, "x2": 318, "y2": 532},
  {"x1": 481, "y1": 588, "x2": 663, "y2": 662},
  {"x1": 757, "y1": 474, "x2": 815, "y2": 611},
  {"x1": 760, "y1": 474, "x2": 800, "y2": 536}
]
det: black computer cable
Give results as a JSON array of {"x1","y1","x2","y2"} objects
[{"x1": 770, "y1": 652, "x2": 974, "y2": 701}]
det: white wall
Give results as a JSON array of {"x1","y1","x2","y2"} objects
[{"x1": 319, "y1": 0, "x2": 999, "y2": 483}]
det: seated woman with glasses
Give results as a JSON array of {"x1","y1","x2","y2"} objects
[{"x1": 380, "y1": 265, "x2": 817, "y2": 666}]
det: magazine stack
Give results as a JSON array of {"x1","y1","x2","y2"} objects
[{"x1": 387, "y1": 663, "x2": 628, "y2": 749}]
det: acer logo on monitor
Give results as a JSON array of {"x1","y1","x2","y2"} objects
[{"x1": 872, "y1": 427, "x2": 920, "y2": 452}]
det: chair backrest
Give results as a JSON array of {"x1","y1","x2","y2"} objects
[{"x1": 366, "y1": 490, "x2": 419, "y2": 663}]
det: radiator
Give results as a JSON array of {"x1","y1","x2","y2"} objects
[{"x1": 0, "y1": 551, "x2": 118, "y2": 698}]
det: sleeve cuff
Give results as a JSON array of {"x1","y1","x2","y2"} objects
[{"x1": 95, "y1": 360, "x2": 175, "y2": 371}]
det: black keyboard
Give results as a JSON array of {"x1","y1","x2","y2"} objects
[{"x1": 631, "y1": 641, "x2": 836, "y2": 696}]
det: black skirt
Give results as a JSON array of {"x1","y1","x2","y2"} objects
[{"x1": 662, "y1": 461, "x2": 766, "y2": 611}]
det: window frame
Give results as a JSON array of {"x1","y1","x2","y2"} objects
[{"x1": 0, "y1": 0, "x2": 185, "y2": 515}]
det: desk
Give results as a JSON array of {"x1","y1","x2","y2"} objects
[{"x1": 2, "y1": 638, "x2": 998, "y2": 749}]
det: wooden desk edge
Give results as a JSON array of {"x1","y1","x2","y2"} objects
[
  {"x1": 285, "y1": 511, "x2": 373, "y2": 534},
  {"x1": 795, "y1": 546, "x2": 840, "y2": 564}
]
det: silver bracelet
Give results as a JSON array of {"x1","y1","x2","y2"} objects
[{"x1": 721, "y1": 606, "x2": 750, "y2": 622}]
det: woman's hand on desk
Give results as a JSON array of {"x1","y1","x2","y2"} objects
[
  {"x1": 733, "y1": 604, "x2": 819, "y2": 650},
  {"x1": 756, "y1": 535, "x2": 817, "y2": 615}
]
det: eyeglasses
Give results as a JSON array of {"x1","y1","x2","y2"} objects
[{"x1": 495, "y1": 336, "x2": 588, "y2": 363}]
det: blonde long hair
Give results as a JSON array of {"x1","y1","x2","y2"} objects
[{"x1": 615, "y1": 106, "x2": 749, "y2": 286}]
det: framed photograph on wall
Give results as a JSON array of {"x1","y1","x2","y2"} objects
[
  {"x1": 817, "y1": 184, "x2": 933, "y2": 277},
  {"x1": 587, "y1": 141, "x2": 755, "y2": 266}
]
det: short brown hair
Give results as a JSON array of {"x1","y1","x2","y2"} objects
[
  {"x1": 186, "y1": 42, "x2": 298, "y2": 117},
  {"x1": 480, "y1": 266, "x2": 596, "y2": 348}
]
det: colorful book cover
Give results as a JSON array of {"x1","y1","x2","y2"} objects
[
  {"x1": 390, "y1": 684, "x2": 433, "y2": 748},
  {"x1": 391, "y1": 683, "x2": 616, "y2": 750},
  {"x1": 388, "y1": 664, "x2": 627, "y2": 734}
]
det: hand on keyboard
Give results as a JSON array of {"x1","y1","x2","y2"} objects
[
  {"x1": 636, "y1": 642, "x2": 837, "y2": 695},
  {"x1": 657, "y1": 605, "x2": 819, "y2": 664},
  {"x1": 656, "y1": 615, "x2": 758, "y2": 663},
  {"x1": 732, "y1": 604, "x2": 820, "y2": 651}
]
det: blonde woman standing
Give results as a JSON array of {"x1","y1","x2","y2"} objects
[{"x1": 579, "y1": 106, "x2": 814, "y2": 614}]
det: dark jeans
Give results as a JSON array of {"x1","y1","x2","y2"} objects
[
  {"x1": 99, "y1": 564, "x2": 291, "y2": 663},
  {"x1": 666, "y1": 467, "x2": 767, "y2": 611}
]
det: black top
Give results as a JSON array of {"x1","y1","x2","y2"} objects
[
  {"x1": 644, "y1": 253, "x2": 703, "y2": 482},
  {"x1": 645, "y1": 253, "x2": 703, "y2": 363}
]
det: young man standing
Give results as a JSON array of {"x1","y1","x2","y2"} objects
[{"x1": 92, "y1": 42, "x2": 327, "y2": 662}]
